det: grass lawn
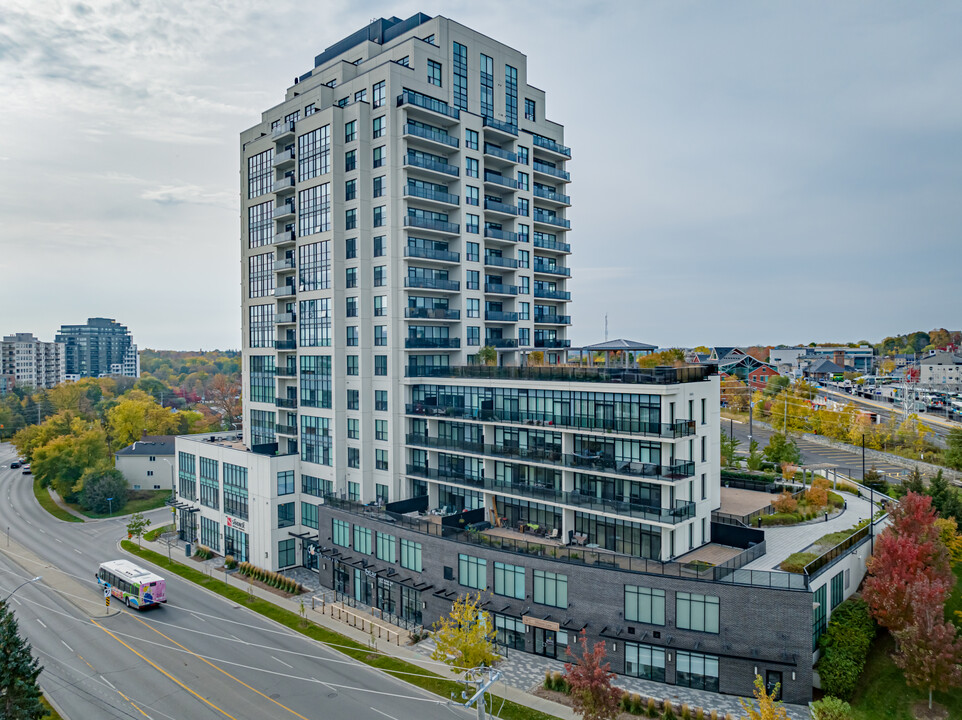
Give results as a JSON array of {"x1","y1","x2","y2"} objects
[
  {"x1": 32, "y1": 478, "x2": 83, "y2": 523},
  {"x1": 121, "y1": 541, "x2": 560, "y2": 720},
  {"x1": 144, "y1": 523, "x2": 174, "y2": 542},
  {"x1": 69, "y1": 490, "x2": 171, "y2": 519},
  {"x1": 41, "y1": 695, "x2": 64, "y2": 719},
  {"x1": 849, "y1": 565, "x2": 962, "y2": 720}
]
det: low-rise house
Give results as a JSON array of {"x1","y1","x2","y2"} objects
[{"x1": 114, "y1": 433, "x2": 176, "y2": 490}]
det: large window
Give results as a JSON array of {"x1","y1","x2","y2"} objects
[
  {"x1": 813, "y1": 584, "x2": 827, "y2": 651},
  {"x1": 249, "y1": 304, "x2": 275, "y2": 348},
  {"x1": 495, "y1": 614, "x2": 525, "y2": 651},
  {"x1": 302, "y1": 474, "x2": 333, "y2": 498},
  {"x1": 248, "y1": 200, "x2": 274, "y2": 248},
  {"x1": 299, "y1": 298, "x2": 331, "y2": 347},
  {"x1": 533, "y1": 570, "x2": 567, "y2": 609},
  {"x1": 480, "y1": 54, "x2": 494, "y2": 118},
  {"x1": 505, "y1": 64, "x2": 517, "y2": 127},
  {"x1": 298, "y1": 240, "x2": 331, "y2": 291},
  {"x1": 376, "y1": 532, "x2": 396, "y2": 562},
  {"x1": 459, "y1": 554, "x2": 486, "y2": 590},
  {"x1": 676, "y1": 593, "x2": 719, "y2": 634},
  {"x1": 625, "y1": 643, "x2": 666, "y2": 683},
  {"x1": 249, "y1": 355, "x2": 275, "y2": 403},
  {"x1": 223, "y1": 464, "x2": 248, "y2": 520},
  {"x1": 625, "y1": 586, "x2": 666, "y2": 625},
  {"x1": 525, "y1": 98, "x2": 536, "y2": 122},
  {"x1": 831, "y1": 571, "x2": 844, "y2": 609},
  {"x1": 302, "y1": 502, "x2": 319, "y2": 529},
  {"x1": 300, "y1": 415, "x2": 331, "y2": 466},
  {"x1": 178, "y1": 452, "x2": 196, "y2": 501},
  {"x1": 247, "y1": 149, "x2": 273, "y2": 198},
  {"x1": 372, "y1": 81, "x2": 386, "y2": 109},
  {"x1": 200, "y1": 516, "x2": 220, "y2": 551},
  {"x1": 332, "y1": 519, "x2": 350, "y2": 547},
  {"x1": 199, "y1": 457, "x2": 219, "y2": 510},
  {"x1": 278, "y1": 539, "x2": 295, "y2": 568},
  {"x1": 401, "y1": 539, "x2": 422, "y2": 571},
  {"x1": 300, "y1": 355, "x2": 332, "y2": 409},
  {"x1": 494, "y1": 562, "x2": 525, "y2": 599},
  {"x1": 224, "y1": 526, "x2": 248, "y2": 563},
  {"x1": 298, "y1": 125, "x2": 330, "y2": 181},
  {"x1": 248, "y1": 252, "x2": 274, "y2": 298},
  {"x1": 250, "y1": 409, "x2": 275, "y2": 447},
  {"x1": 452, "y1": 42, "x2": 467, "y2": 110},
  {"x1": 353, "y1": 526, "x2": 372, "y2": 555},
  {"x1": 676, "y1": 651, "x2": 719, "y2": 692},
  {"x1": 427, "y1": 59, "x2": 442, "y2": 86},
  {"x1": 299, "y1": 183, "x2": 331, "y2": 236},
  {"x1": 277, "y1": 470, "x2": 294, "y2": 496}
]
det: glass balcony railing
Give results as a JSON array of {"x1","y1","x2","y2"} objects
[
  {"x1": 275, "y1": 397, "x2": 297, "y2": 409},
  {"x1": 272, "y1": 149, "x2": 295, "y2": 167},
  {"x1": 533, "y1": 262, "x2": 570, "y2": 276},
  {"x1": 405, "y1": 337, "x2": 461, "y2": 349},
  {"x1": 404, "y1": 216, "x2": 460, "y2": 234},
  {"x1": 405, "y1": 154, "x2": 459, "y2": 176},
  {"x1": 404, "y1": 122, "x2": 459, "y2": 147},
  {"x1": 533, "y1": 187, "x2": 570, "y2": 204},
  {"x1": 275, "y1": 366, "x2": 296, "y2": 378},
  {"x1": 485, "y1": 337, "x2": 518, "y2": 348},
  {"x1": 534, "y1": 314, "x2": 571, "y2": 325},
  {"x1": 405, "y1": 246, "x2": 460, "y2": 263},
  {"x1": 483, "y1": 171, "x2": 518, "y2": 189},
  {"x1": 274, "y1": 312, "x2": 296, "y2": 324},
  {"x1": 534, "y1": 288, "x2": 570, "y2": 301},
  {"x1": 533, "y1": 161, "x2": 570, "y2": 181},
  {"x1": 275, "y1": 339, "x2": 297, "y2": 350},
  {"x1": 531, "y1": 134, "x2": 571, "y2": 157},
  {"x1": 484, "y1": 283, "x2": 519, "y2": 295},
  {"x1": 534, "y1": 338, "x2": 571, "y2": 349},
  {"x1": 405, "y1": 307, "x2": 460, "y2": 320},
  {"x1": 484, "y1": 254, "x2": 518, "y2": 269},
  {"x1": 484, "y1": 199, "x2": 519, "y2": 215},
  {"x1": 273, "y1": 176, "x2": 295, "y2": 193},
  {"x1": 275, "y1": 423, "x2": 297, "y2": 435},
  {"x1": 484, "y1": 144, "x2": 519, "y2": 163},
  {"x1": 405, "y1": 184, "x2": 459, "y2": 205},
  {"x1": 404, "y1": 276, "x2": 461, "y2": 291},
  {"x1": 533, "y1": 209, "x2": 571, "y2": 229},
  {"x1": 398, "y1": 90, "x2": 460, "y2": 119},
  {"x1": 482, "y1": 117, "x2": 518, "y2": 135},
  {"x1": 533, "y1": 236, "x2": 570, "y2": 253},
  {"x1": 271, "y1": 121, "x2": 295, "y2": 139},
  {"x1": 272, "y1": 204, "x2": 295, "y2": 219},
  {"x1": 274, "y1": 285, "x2": 296, "y2": 298},
  {"x1": 484, "y1": 227, "x2": 521, "y2": 243},
  {"x1": 274, "y1": 257, "x2": 295, "y2": 271},
  {"x1": 485, "y1": 310, "x2": 519, "y2": 322}
]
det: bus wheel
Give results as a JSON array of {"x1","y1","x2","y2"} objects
[{"x1": 124, "y1": 597, "x2": 130, "y2": 608}]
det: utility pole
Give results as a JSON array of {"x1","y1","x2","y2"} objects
[
  {"x1": 748, "y1": 400, "x2": 753, "y2": 448},
  {"x1": 462, "y1": 667, "x2": 502, "y2": 720},
  {"x1": 783, "y1": 393, "x2": 788, "y2": 436}
]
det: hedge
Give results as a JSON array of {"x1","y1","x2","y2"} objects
[
  {"x1": 720, "y1": 470, "x2": 780, "y2": 483},
  {"x1": 817, "y1": 597, "x2": 875, "y2": 700}
]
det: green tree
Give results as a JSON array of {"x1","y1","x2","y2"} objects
[
  {"x1": 762, "y1": 433, "x2": 801, "y2": 465},
  {"x1": 945, "y1": 427, "x2": 962, "y2": 471},
  {"x1": 720, "y1": 431, "x2": 741, "y2": 468},
  {"x1": 0, "y1": 601, "x2": 45, "y2": 719},
  {"x1": 126, "y1": 511, "x2": 152, "y2": 546},
  {"x1": 106, "y1": 390, "x2": 181, "y2": 450},
  {"x1": 763, "y1": 376, "x2": 790, "y2": 397},
  {"x1": 476, "y1": 346, "x2": 497, "y2": 367},
  {"x1": 78, "y1": 466, "x2": 129, "y2": 515},
  {"x1": 746, "y1": 439, "x2": 764, "y2": 471},
  {"x1": 31, "y1": 424, "x2": 109, "y2": 501},
  {"x1": 928, "y1": 470, "x2": 962, "y2": 521},
  {"x1": 431, "y1": 592, "x2": 498, "y2": 672}
]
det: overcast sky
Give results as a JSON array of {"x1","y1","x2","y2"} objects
[{"x1": 1, "y1": 1, "x2": 959, "y2": 350}]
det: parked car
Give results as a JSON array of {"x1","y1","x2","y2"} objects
[
  {"x1": 10, "y1": 461, "x2": 21, "y2": 469},
  {"x1": 21, "y1": 464, "x2": 31, "y2": 475}
]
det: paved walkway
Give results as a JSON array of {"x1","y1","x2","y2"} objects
[
  {"x1": 412, "y1": 638, "x2": 810, "y2": 719},
  {"x1": 743, "y1": 491, "x2": 874, "y2": 571}
]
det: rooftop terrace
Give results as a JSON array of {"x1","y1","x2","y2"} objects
[{"x1": 404, "y1": 364, "x2": 718, "y2": 385}]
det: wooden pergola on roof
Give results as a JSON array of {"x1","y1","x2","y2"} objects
[{"x1": 568, "y1": 339, "x2": 658, "y2": 367}]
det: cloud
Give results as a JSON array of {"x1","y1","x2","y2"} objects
[{"x1": 140, "y1": 184, "x2": 236, "y2": 210}]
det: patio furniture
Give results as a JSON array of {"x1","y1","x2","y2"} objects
[{"x1": 548, "y1": 528, "x2": 560, "y2": 540}]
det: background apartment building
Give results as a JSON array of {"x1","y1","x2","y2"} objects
[
  {"x1": 56, "y1": 317, "x2": 139, "y2": 380},
  {"x1": 0, "y1": 333, "x2": 66, "y2": 390}
]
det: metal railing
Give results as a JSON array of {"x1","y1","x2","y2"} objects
[
  {"x1": 534, "y1": 314, "x2": 571, "y2": 324},
  {"x1": 404, "y1": 122, "x2": 459, "y2": 147},
  {"x1": 482, "y1": 117, "x2": 518, "y2": 135},
  {"x1": 404, "y1": 276, "x2": 460, "y2": 291},
  {"x1": 485, "y1": 338, "x2": 518, "y2": 348},
  {"x1": 484, "y1": 254, "x2": 518, "y2": 268},
  {"x1": 404, "y1": 216, "x2": 460, "y2": 234},
  {"x1": 405, "y1": 154, "x2": 459, "y2": 177},
  {"x1": 405, "y1": 337, "x2": 461, "y2": 349},
  {"x1": 484, "y1": 227, "x2": 521, "y2": 243},
  {"x1": 398, "y1": 89, "x2": 460, "y2": 119},
  {"x1": 535, "y1": 339, "x2": 572, "y2": 348},
  {"x1": 533, "y1": 236, "x2": 570, "y2": 252},
  {"x1": 404, "y1": 246, "x2": 460, "y2": 263},
  {"x1": 404, "y1": 184, "x2": 459, "y2": 205},
  {"x1": 484, "y1": 199, "x2": 520, "y2": 215},
  {"x1": 483, "y1": 171, "x2": 518, "y2": 189},
  {"x1": 405, "y1": 307, "x2": 460, "y2": 320},
  {"x1": 533, "y1": 262, "x2": 570, "y2": 276},
  {"x1": 485, "y1": 311, "x2": 519, "y2": 322},
  {"x1": 484, "y1": 144, "x2": 519, "y2": 163},
  {"x1": 533, "y1": 288, "x2": 570, "y2": 301},
  {"x1": 531, "y1": 134, "x2": 571, "y2": 157},
  {"x1": 533, "y1": 161, "x2": 570, "y2": 181},
  {"x1": 484, "y1": 283, "x2": 519, "y2": 295},
  {"x1": 533, "y1": 210, "x2": 571, "y2": 229},
  {"x1": 533, "y1": 187, "x2": 570, "y2": 204},
  {"x1": 403, "y1": 364, "x2": 716, "y2": 388}
]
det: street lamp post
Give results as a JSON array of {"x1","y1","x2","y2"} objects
[
  {"x1": 107, "y1": 497, "x2": 113, "y2": 516},
  {"x1": 3, "y1": 576, "x2": 41, "y2": 604}
]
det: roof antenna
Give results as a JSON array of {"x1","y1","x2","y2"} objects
[{"x1": 605, "y1": 314, "x2": 608, "y2": 342}]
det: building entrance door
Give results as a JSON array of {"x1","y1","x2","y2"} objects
[
  {"x1": 766, "y1": 670, "x2": 783, "y2": 700},
  {"x1": 534, "y1": 627, "x2": 556, "y2": 658}
]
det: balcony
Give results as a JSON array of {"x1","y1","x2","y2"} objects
[
  {"x1": 403, "y1": 216, "x2": 460, "y2": 235},
  {"x1": 482, "y1": 116, "x2": 518, "y2": 137},
  {"x1": 534, "y1": 288, "x2": 570, "y2": 301},
  {"x1": 405, "y1": 153, "x2": 459, "y2": 177},
  {"x1": 484, "y1": 282, "x2": 519, "y2": 296},
  {"x1": 272, "y1": 121, "x2": 295, "y2": 141},
  {"x1": 483, "y1": 171, "x2": 518, "y2": 190},
  {"x1": 534, "y1": 314, "x2": 571, "y2": 325},
  {"x1": 484, "y1": 198, "x2": 519, "y2": 216},
  {"x1": 274, "y1": 230, "x2": 296, "y2": 247},
  {"x1": 403, "y1": 122, "x2": 459, "y2": 148},
  {"x1": 404, "y1": 184, "x2": 459, "y2": 206},
  {"x1": 533, "y1": 209, "x2": 571, "y2": 229},
  {"x1": 272, "y1": 149, "x2": 295, "y2": 168},
  {"x1": 406, "y1": 464, "x2": 484, "y2": 485},
  {"x1": 275, "y1": 423, "x2": 298, "y2": 435},
  {"x1": 535, "y1": 338, "x2": 571, "y2": 349},
  {"x1": 275, "y1": 397, "x2": 298, "y2": 409},
  {"x1": 404, "y1": 276, "x2": 460, "y2": 292},
  {"x1": 533, "y1": 187, "x2": 570, "y2": 205},
  {"x1": 405, "y1": 337, "x2": 461, "y2": 349},
  {"x1": 275, "y1": 339, "x2": 297, "y2": 351},
  {"x1": 274, "y1": 312, "x2": 297, "y2": 324},
  {"x1": 533, "y1": 161, "x2": 569, "y2": 182},
  {"x1": 483, "y1": 144, "x2": 519, "y2": 164},
  {"x1": 398, "y1": 89, "x2": 460, "y2": 121},
  {"x1": 533, "y1": 236, "x2": 570, "y2": 253},
  {"x1": 531, "y1": 133, "x2": 571, "y2": 158},
  {"x1": 485, "y1": 311, "x2": 519, "y2": 323},
  {"x1": 273, "y1": 203, "x2": 295, "y2": 220},
  {"x1": 484, "y1": 227, "x2": 521, "y2": 243},
  {"x1": 484, "y1": 254, "x2": 518, "y2": 269},
  {"x1": 275, "y1": 366, "x2": 297, "y2": 378},
  {"x1": 274, "y1": 257, "x2": 295, "y2": 272},
  {"x1": 404, "y1": 400, "x2": 701, "y2": 437},
  {"x1": 273, "y1": 176, "x2": 295, "y2": 194},
  {"x1": 405, "y1": 307, "x2": 460, "y2": 320},
  {"x1": 485, "y1": 337, "x2": 518, "y2": 348},
  {"x1": 533, "y1": 261, "x2": 570, "y2": 276},
  {"x1": 404, "y1": 246, "x2": 460, "y2": 263},
  {"x1": 274, "y1": 285, "x2": 296, "y2": 299}
]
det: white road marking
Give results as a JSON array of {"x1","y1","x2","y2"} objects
[
  {"x1": 74, "y1": 548, "x2": 83, "y2": 555},
  {"x1": 36, "y1": 619, "x2": 46, "y2": 628},
  {"x1": 12, "y1": 597, "x2": 20, "y2": 606},
  {"x1": 39, "y1": 528, "x2": 46, "y2": 534},
  {"x1": 271, "y1": 655, "x2": 293, "y2": 669},
  {"x1": 61, "y1": 640, "x2": 74, "y2": 652},
  {"x1": 189, "y1": 612, "x2": 206, "y2": 622},
  {"x1": 371, "y1": 708, "x2": 398, "y2": 720},
  {"x1": 55, "y1": 538, "x2": 63, "y2": 544},
  {"x1": 100, "y1": 674, "x2": 115, "y2": 689}
]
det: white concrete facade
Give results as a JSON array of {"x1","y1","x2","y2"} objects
[
  {"x1": 0, "y1": 333, "x2": 66, "y2": 390},
  {"x1": 115, "y1": 454, "x2": 174, "y2": 491}
]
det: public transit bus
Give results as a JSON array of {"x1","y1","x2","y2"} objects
[{"x1": 96, "y1": 560, "x2": 167, "y2": 609}]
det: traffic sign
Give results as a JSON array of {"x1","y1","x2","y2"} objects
[
  {"x1": 106, "y1": 597, "x2": 110, "y2": 607},
  {"x1": 103, "y1": 584, "x2": 110, "y2": 598}
]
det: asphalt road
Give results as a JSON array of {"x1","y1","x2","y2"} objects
[
  {"x1": 0, "y1": 443, "x2": 473, "y2": 720},
  {"x1": 723, "y1": 417, "x2": 912, "y2": 482}
]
